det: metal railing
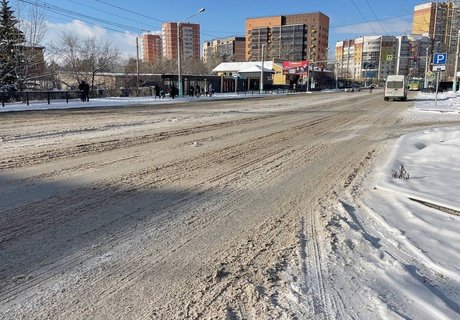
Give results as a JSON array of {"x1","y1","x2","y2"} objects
[
  {"x1": 1, "y1": 88, "x2": 160, "y2": 107},
  {"x1": 1, "y1": 90, "x2": 85, "y2": 107}
]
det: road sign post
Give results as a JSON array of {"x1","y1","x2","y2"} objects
[
  {"x1": 435, "y1": 71, "x2": 440, "y2": 109},
  {"x1": 432, "y1": 53, "x2": 446, "y2": 107}
]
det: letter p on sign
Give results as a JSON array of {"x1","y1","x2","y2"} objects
[{"x1": 433, "y1": 53, "x2": 447, "y2": 65}]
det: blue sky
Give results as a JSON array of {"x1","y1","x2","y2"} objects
[{"x1": 14, "y1": 0, "x2": 429, "y2": 58}]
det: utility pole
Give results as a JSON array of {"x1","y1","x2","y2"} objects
[
  {"x1": 259, "y1": 43, "x2": 266, "y2": 93},
  {"x1": 177, "y1": 8, "x2": 205, "y2": 98}
]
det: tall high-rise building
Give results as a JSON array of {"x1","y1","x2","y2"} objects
[
  {"x1": 413, "y1": 2, "x2": 460, "y2": 50},
  {"x1": 413, "y1": 2, "x2": 449, "y2": 44},
  {"x1": 203, "y1": 37, "x2": 246, "y2": 63},
  {"x1": 412, "y1": 1, "x2": 460, "y2": 77},
  {"x1": 245, "y1": 12, "x2": 329, "y2": 63},
  {"x1": 162, "y1": 22, "x2": 201, "y2": 61},
  {"x1": 141, "y1": 33, "x2": 162, "y2": 63}
]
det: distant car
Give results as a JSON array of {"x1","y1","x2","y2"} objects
[{"x1": 343, "y1": 85, "x2": 361, "y2": 92}]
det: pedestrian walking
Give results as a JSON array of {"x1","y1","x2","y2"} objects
[
  {"x1": 189, "y1": 85, "x2": 194, "y2": 97},
  {"x1": 155, "y1": 85, "x2": 160, "y2": 99},
  {"x1": 196, "y1": 84, "x2": 201, "y2": 97},
  {"x1": 369, "y1": 84, "x2": 374, "y2": 94}
]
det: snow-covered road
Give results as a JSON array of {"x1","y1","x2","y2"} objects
[{"x1": 0, "y1": 91, "x2": 459, "y2": 319}]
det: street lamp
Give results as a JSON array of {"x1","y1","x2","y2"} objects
[
  {"x1": 177, "y1": 8, "x2": 205, "y2": 98},
  {"x1": 453, "y1": 30, "x2": 460, "y2": 93},
  {"x1": 260, "y1": 35, "x2": 282, "y2": 94},
  {"x1": 259, "y1": 43, "x2": 267, "y2": 93}
]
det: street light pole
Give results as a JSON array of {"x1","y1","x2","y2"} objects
[
  {"x1": 453, "y1": 30, "x2": 460, "y2": 93},
  {"x1": 177, "y1": 8, "x2": 205, "y2": 98},
  {"x1": 260, "y1": 43, "x2": 266, "y2": 93},
  {"x1": 136, "y1": 37, "x2": 140, "y2": 96},
  {"x1": 424, "y1": 47, "x2": 429, "y2": 89},
  {"x1": 177, "y1": 23, "x2": 183, "y2": 97},
  {"x1": 335, "y1": 61, "x2": 339, "y2": 89}
]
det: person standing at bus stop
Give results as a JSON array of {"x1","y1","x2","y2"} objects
[{"x1": 208, "y1": 83, "x2": 213, "y2": 97}]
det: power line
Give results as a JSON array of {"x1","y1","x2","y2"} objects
[
  {"x1": 18, "y1": 0, "x2": 143, "y2": 34},
  {"x1": 331, "y1": 13, "x2": 412, "y2": 29},
  {"x1": 17, "y1": 0, "x2": 415, "y2": 46},
  {"x1": 348, "y1": 0, "x2": 378, "y2": 34},
  {"x1": 62, "y1": 0, "x2": 153, "y2": 30},
  {"x1": 92, "y1": 0, "x2": 166, "y2": 24},
  {"x1": 364, "y1": 0, "x2": 387, "y2": 33}
]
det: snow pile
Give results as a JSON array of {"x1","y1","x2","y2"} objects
[
  {"x1": 282, "y1": 92, "x2": 460, "y2": 319},
  {"x1": 349, "y1": 93, "x2": 460, "y2": 318},
  {"x1": 414, "y1": 91, "x2": 460, "y2": 114},
  {"x1": 378, "y1": 127, "x2": 460, "y2": 211}
]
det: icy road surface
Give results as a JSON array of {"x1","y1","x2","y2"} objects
[{"x1": 1, "y1": 91, "x2": 459, "y2": 319}]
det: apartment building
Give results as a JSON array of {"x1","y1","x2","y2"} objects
[
  {"x1": 162, "y1": 22, "x2": 201, "y2": 61},
  {"x1": 413, "y1": 2, "x2": 460, "y2": 49},
  {"x1": 141, "y1": 33, "x2": 162, "y2": 64},
  {"x1": 245, "y1": 12, "x2": 329, "y2": 63},
  {"x1": 412, "y1": 1, "x2": 460, "y2": 77},
  {"x1": 355, "y1": 36, "x2": 394, "y2": 83},
  {"x1": 336, "y1": 34, "x2": 432, "y2": 83},
  {"x1": 337, "y1": 36, "x2": 398, "y2": 83},
  {"x1": 335, "y1": 39, "x2": 355, "y2": 79},
  {"x1": 202, "y1": 37, "x2": 246, "y2": 63}
]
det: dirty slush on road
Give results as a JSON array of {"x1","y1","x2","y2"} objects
[{"x1": 0, "y1": 93, "x2": 444, "y2": 319}]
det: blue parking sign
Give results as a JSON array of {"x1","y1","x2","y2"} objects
[{"x1": 433, "y1": 53, "x2": 447, "y2": 65}]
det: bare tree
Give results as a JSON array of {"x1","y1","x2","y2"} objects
[
  {"x1": 203, "y1": 53, "x2": 226, "y2": 73},
  {"x1": 49, "y1": 32, "x2": 82, "y2": 83},
  {"x1": 18, "y1": 4, "x2": 46, "y2": 47},
  {"x1": 182, "y1": 57, "x2": 208, "y2": 75},
  {"x1": 49, "y1": 32, "x2": 121, "y2": 89},
  {"x1": 80, "y1": 37, "x2": 120, "y2": 90}
]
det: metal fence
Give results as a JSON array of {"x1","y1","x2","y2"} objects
[
  {"x1": 1, "y1": 90, "x2": 83, "y2": 107},
  {"x1": 1, "y1": 86, "x2": 312, "y2": 108},
  {"x1": 0, "y1": 88, "x2": 161, "y2": 107}
]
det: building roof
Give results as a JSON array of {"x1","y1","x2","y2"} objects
[{"x1": 212, "y1": 61, "x2": 275, "y2": 73}]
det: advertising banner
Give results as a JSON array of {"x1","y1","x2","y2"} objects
[{"x1": 282, "y1": 61, "x2": 309, "y2": 75}]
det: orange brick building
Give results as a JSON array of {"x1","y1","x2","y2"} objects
[
  {"x1": 245, "y1": 12, "x2": 329, "y2": 63},
  {"x1": 162, "y1": 22, "x2": 201, "y2": 62},
  {"x1": 141, "y1": 33, "x2": 162, "y2": 63}
]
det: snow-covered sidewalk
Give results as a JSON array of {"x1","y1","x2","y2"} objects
[
  {"x1": 333, "y1": 92, "x2": 460, "y2": 319},
  {"x1": 0, "y1": 91, "x2": 287, "y2": 113}
]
